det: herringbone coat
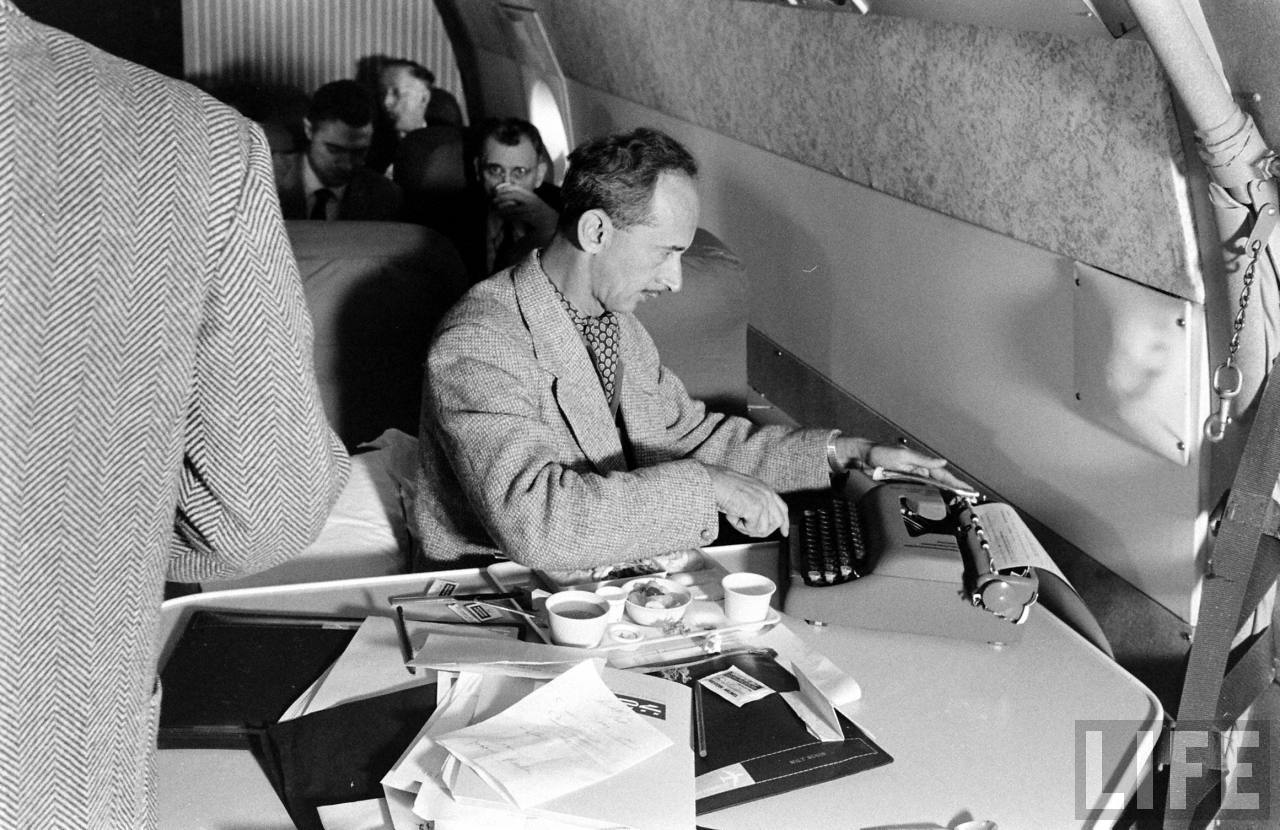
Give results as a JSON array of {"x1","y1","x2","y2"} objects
[
  {"x1": 0, "y1": 5, "x2": 348, "y2": 827},
  {"x1": 414, "y1": 254, "x2": 833, "y2": 570}
]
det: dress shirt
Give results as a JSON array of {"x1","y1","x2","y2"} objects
[{"x1": 302, "y1": 156, "x2": 348, "y2": 222}]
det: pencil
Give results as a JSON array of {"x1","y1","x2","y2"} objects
[
  {"x1": 693, "y1": 682, "x2": 707, "y2": 758},
  {"x1": 394, "y1": 605, "x2": 416, "y2": 675}
]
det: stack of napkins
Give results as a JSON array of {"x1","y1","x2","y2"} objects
[{"x1": 383, "y1": 658, "x2": 694, "y2": 829}]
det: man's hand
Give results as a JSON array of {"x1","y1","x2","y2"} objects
[
  {"x1": 492, "y1": 183, "x2": 558, "y2": 239},
  {"x1": 705, "y1": 464, "x2": 789, "y2": 538},
  {"x1": 856, "y1": 441, "x2": 971, "y2": 492}
]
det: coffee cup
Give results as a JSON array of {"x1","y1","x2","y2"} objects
[
  {"x1": 721, "y1": 573, "x2": 777, "y2": 624},
  {"x1": 594, "y1": 584, "x2": 628, "y2": 622},
  {"x1": 545, "y1": 590, "x2": 610, "y2": 647}
]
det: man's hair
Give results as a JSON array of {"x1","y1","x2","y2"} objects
[
  {"x1": 381, "y1": 58, "x2": 435, "y2": 87},
  {"x1": 558, "y1": 127, "x2": 697, "y2": 243},
  {"x1": 477, "y1": 117, "x2": 547, "y2": 165},
  {"x1": 307, "y1": 80, "x2": 376, "y2": 128}
]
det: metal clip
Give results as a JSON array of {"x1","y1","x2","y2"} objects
[{"x1": 1205, "y1": 363, "x2": 1243, "y2": 442}]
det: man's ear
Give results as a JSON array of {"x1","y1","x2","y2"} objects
[
  {"x1": 534, "y1": 160, "x2": 548, "y2": 187},
  {"x1": 302, "y1": 118, "x2": 315, "y2": 143},
  {"x1": 577, "y1": 209, "x2": 611, "y2": 253}
]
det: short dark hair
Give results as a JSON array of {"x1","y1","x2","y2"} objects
[
  {"x1": 477, "y1": 117, "x2": 547, "y2": 164},
  {"x1": 307, "y1": 80, "x2": 375, "y2": 128},
  {"x1": 380, "y1": 59, "x2": 434, "y2": 87},
  {"x1": 558, "y1": 127, "x2": 698, "y2": 243}
]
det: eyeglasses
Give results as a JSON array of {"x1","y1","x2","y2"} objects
[{"x1": 480, "y1": 162, "x2": 533, "y2": 180}]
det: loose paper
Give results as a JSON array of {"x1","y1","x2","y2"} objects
[{"x1": 434, "y1": 661, "x2": 672, "y2": 809}]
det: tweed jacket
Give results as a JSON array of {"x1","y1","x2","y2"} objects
[
  {"x1": 414, "y1": 253, "x2": 833, "y2": 570},
  {"x1": 276, "y1": 152, "x2": 403, "y2": 221},
  {"x1": 0, "y1": 5, "x2": 348, "y2": 827}
]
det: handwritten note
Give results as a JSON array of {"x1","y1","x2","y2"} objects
[{"x1": 434, "y1": 661, "x2": 672, "y2": 809}]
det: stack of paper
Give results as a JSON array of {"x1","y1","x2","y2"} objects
[{"x1": 383, "y1": 659, "x2": 694, "y2": 830}]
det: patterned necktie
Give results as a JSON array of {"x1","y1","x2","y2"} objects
[
  {"x1": 553, "y1": 284, "x2": 620, "y2": 404},
  {"x1": 580, "y1": 312, "x2": 620, "y2": 403},
  {"x1": 310, "y1": 188, "x2": 333, "y2": 220}
]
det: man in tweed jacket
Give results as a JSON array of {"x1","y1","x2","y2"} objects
[
  {"x1": 415, "y1": 128, "x2": 959, "y2": 572},
  {"x1": 0, "y1": 4, "x2": 348, "y2": 827}
]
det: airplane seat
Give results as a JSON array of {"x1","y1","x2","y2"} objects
[
  {"x1": 635, "y1": 226, "x2": 750, "y2": 416},
  {"x1": 199, "y1": 221, "x2": 466, "y2": 592},
  {"x1": 392, "y1": 125, "x2": 470, "y2": 227},
  {"x1": 287, "y1": 219, "x2": 468, "y2": 450}
]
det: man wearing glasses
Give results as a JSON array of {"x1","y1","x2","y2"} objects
[{"x1": 461, "y1": 117, "x2": 563, "y2": 281}]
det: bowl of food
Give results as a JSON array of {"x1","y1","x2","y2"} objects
[{"x1": 622, "y1": 577, "x2": 692, "y2": 627}]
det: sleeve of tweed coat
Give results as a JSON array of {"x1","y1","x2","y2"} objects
[
  {"x1": 166, "y1": 120, "x2": 349, "y2": 581},
  {"x1": 623, "y1": 319, "x2": 837, "y2": 492}
]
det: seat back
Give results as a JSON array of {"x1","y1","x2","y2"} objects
[{"x1": 288, "y1": 220, "x2": 467, "y2": 448}]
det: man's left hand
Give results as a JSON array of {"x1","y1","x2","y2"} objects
[{"x1": 835, "y1": 437, "x2": 972, "y2": 493}]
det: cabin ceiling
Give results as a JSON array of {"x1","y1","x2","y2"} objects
[{"x1": 457, "y1": 0, "x2": 1196, "y2": 301}]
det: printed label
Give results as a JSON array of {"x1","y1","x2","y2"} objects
[{"x1": 700, "y1": 665, "x2": 774, "y2": 707}]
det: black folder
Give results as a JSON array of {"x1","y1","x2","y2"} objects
[
  {"x1": 259, "y1": 682, "x2": 439, "y2": 830},
  {"x1": 157, "y1": 609, "x2": 362, "y2": 749},
  {"x1": 648, "y1": 649, "x2": 893, "y2": 814}
]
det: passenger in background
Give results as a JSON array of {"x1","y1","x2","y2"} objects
[
  {"x1": 0, "y1": 3, "x2": 348, "y2": 826},
  {"x1": 369, "y1": 58, "x2": 434, "y2": 173},
  {"x1": 276, "y1": 79, "x2": 402, "y2": 221},
  {"x1": 413, "y1": 127, "x2": 964, "y2": 574},
  {"x1": 442, "y1": 117, "x2": 563, "y2": 282}
]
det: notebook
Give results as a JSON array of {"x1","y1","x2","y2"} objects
[{"x1": 646, "y1": 648, "x2": 892, "y2": 814}]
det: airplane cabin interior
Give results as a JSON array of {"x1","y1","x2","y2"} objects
[{"x1": 15, "y1": 0, "x2": 1280, "y2": 825}]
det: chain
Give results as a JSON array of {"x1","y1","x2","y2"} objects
[{"x1": 1205, "y1": 200, "x2": 1278, "y2": 442}]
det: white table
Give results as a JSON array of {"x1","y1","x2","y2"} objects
[{"x1": 158, "y1": 551, "x2": 1161, "y2": 829}]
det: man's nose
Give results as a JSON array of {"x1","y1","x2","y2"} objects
[{"x1": 660, "y1": 261, "x2": 683, "y2": 293}]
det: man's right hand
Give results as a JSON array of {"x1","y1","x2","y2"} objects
[
  {"x1": 705, "y1": 465, "x2": 789, "y2": 538},
  {"x1": 492, "y1": 183, "x2": 558, "y2": 238}
]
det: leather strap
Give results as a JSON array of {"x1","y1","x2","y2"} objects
[{"x1": 1164, "y1": 356, "x2": 1280, "y2": 826}]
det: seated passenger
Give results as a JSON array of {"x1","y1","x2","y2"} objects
[
  {"x1": 370, "y1": 58, "x2": 434, "y2": 174},
  {"x1": 443, "y1": 117, "x2": 563, "y2": 281},
  {"x1": 276, "y1": 80, "x2": 401, "y2": 221},
  {"x1": 413, "y1": 127, "x2": 964, "y2": 572}
]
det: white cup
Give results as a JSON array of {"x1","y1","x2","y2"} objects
[
  {"x1": 721, "y1": 573, "x2": 777, "y2": 624},
  {"x1": 594, "y1": 585, "x2": 628, "y2": 623},
  {"x1": 545, "y1": 590, "x2": 610, "y2": 647}
]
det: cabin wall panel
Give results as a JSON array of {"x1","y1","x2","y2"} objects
[
  {"x1": 499, "y1": 0, "x2": 1199, "y2": 302},
  {"x1": 561, "y1": 83, "x2": 1203, "y2": 619},
  {"x1": 181, "y1": 0, "x2": 463, "y2": 103}
]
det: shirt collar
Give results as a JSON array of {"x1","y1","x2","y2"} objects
[{"x1": 302, "y1": 154, "x2": 348, "y2": 201}]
